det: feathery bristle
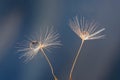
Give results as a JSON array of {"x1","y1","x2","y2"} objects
[{"x1": 69, "y1": 16, "x2": 105, "y2": 40}]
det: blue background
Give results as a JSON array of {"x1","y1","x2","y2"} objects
[{"x1": 0, "y1": 0, "x2": 120, "y2": 80}]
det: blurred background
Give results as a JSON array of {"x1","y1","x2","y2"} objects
[{"x1": 0, "y1": 0, "x2": 120, "y2": 80}]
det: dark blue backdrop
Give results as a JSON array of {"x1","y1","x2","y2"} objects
[{"x1": 0, "y1": 0, "x2": 120, "y2": 80}]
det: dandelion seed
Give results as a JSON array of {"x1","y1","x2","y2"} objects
[
  {"x1": 69, "y1": 16, "x2": 105, "y2": 41},
  {"x1": 69, "y1": 16, "x2": 105, "y2": 80},
  {"x1": 17, "y1": 27, "x2": 61, "y2": 80}
]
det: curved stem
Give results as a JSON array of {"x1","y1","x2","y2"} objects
[
  {"x1": 40, "y1": 48, "x2": 58, "y2": 80},
  {"x1": 69, "y1": 40, "x2": 84, "y2": 80}
]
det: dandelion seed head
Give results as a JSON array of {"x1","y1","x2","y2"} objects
[
  {"x1": 69, "y1": 16, "x2": 105, "y2": 41},
  {"x1": 80, "y1": 31, "x2": 90, "y2": 40},
  {"x1": 17, "y1": 27, "x2": 61, "y2": 62}
]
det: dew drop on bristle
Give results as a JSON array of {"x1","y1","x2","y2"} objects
[{"x1": 30, "y1": 41, "x2": 40, "y2": 49}]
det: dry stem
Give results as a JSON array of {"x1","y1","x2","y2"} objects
[
  {"x1": 40, "y1": 49, "x2": 58, "y2": 80},
  {"x1": 69, "y1": 40, "x2": 84, "y2": 80}
]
